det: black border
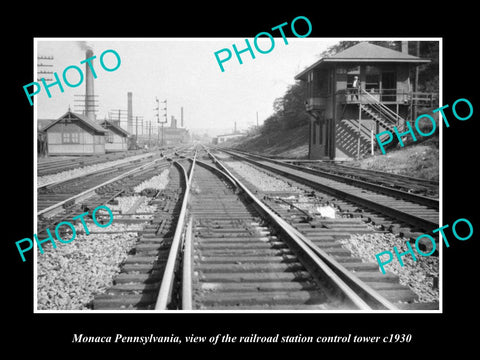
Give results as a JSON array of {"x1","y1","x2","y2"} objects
[{"x1": 7, "y1": 5, "x2": 478, "y2": 355}]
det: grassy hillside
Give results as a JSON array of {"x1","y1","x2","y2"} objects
[
  {"x1": 349, "y1": 137, "x2": 439, "y2": 181},
  {"x1": 229, "y1": 124, "x2": 309, "y2": 159}
]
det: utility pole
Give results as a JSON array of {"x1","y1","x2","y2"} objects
[
  {"x1": 357, "y1": 100, "x2": 362, "y2": 160},
  {"x1": 149, "y1": 121, "x2": 151, "y2": 146},
  {"x1": 155, "y1": 98, "x2": 168, "y2": 148},
  {"x1": 414, "y1": 41, "x2": 420, "y2": 121}
]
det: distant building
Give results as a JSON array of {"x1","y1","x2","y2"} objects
[
  {"x1": 212, "y1": 133, "x2": 245, "y2": 145},
  {"x1": 42, "y1": 111, "x2": 106, "y2": 156},
  {"x1": 99, "y1": 120, "x2": 130, "y2": 152},
  {"x1": 295, "y1": 42, "x2": 434, "y2": 160},
  {"x1": 162, "y1": 128, "x2": 190, "y2": 145},
  {"x1": 161, "y1": 116, "x2": 190, "y2": 146}
]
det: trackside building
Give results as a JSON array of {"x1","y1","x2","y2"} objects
[
  {"x1": 42, "y1": 111, "x2": 107, "y2": 156},
  {"x1": 294, "y1": 42, "x2": 433, "y2": 160}
]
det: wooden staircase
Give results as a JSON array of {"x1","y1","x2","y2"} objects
[
  {"x1": 359, "y1": 89, "x2": 406, "y2": 132},
  {"x1": 359, "y1": 103, "x2": 396, "y2": 132},
  {"x1": 337, "y1": 89, "x2": 407, "y2": 158},
  {"x1": 335, "y1": 120, "x2": 371, "y2": 158}
]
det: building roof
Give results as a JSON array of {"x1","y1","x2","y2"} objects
[
  {"x1": 295, "y1": 42, "x2": 431, "y2": 80},
  {"x1": 42, "y1": 111, "x2": 106, "y2": 134},
  {"x1": 99, "y1": 119, "x2": 130, "y2": 137}
]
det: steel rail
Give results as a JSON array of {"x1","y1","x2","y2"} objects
[
  {"x1": 328, "y1": 162, "x2": 439, "y2": 187},
  {"x1": 38, "y1": 151, "x2": 168, "y2": 190},
  {"x1": 155, "y1": 152, "x2": 196, "y2": 310},
  {"x1": 206, "y1": 150, "x2": 398, "y2": 310},
  {"x1": 37, "y1": 157, "x2": 171, "y2": 218},
  {"x1": 37, "y1": 149, "x2": 153, "y2": 176},
  {"x1": 181, "y1": 218, "x2": 194, "y2": 310},
  {"x1": 252, "y1": 156, "x2": 438, "y2": 187},
  {"x1": 216, "y1": 148, "x2": 438, "y2": 233},
  {"x1": 201, "y1": 152, "x2": 395, "y2": 310},
  {"x1": 222, "y1": 148, "x2": 438, "y2": 208}
]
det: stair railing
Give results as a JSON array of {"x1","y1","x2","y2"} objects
[{"x1": 360, "y1": 89, "x2": 406, "y2": 127}]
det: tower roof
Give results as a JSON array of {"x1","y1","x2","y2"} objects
[{"x1": 295, "y1": 42, "x2": 431, "y2": 80}]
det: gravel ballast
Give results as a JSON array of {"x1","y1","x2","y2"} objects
[
  {"x1": 36, "y1": 225, "x2": 140, "y2": 310},
  {"x1": 134, "y1": 169, "x2": 170, "y2": 193},
  {"x1": 36, "y1": 168, "x2": 172, "y2": 310},
  {"x1": 340, "y1": 231, "x2": 439, "y2": 303},
  {"x1": 225, "y1": 160, "x2": 303, "y2": 192}
]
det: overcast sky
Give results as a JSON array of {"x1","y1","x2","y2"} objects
[{"x1": 35, "y1": 38, "x2": 339, "y2": 135}]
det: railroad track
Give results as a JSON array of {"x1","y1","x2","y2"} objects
[
  {"x1": 38, "y1": 152, "x2": 170, "y2": 215},
  {"x1": 225, "y1": 148, "x2": 438, "y2": 204},
  {"x1": 304, "y1": 161, "x2": 438, "y2": 197},
  {"x1": 90, "y1": 147, "x2": 437, "y2": 311},
  {"x1": 36, "y1": 150, "x2": 182, "y2": 245},
  {"x1": 91, "y1": 161, "x2": 187, "y2": 310},
  {"x1": 36, "y1": 143, "x2": 201, "y2": 310},
  {"x1": 217, "y1": 148, "x2": 439, "y2": 238},
  {"x1": 229, "y1": 149, "x2": 438, "y2": 198},
  {"x1": 181, "y1": 158, "x2": 382, "y2": 310},
  {"x1": 37, "y1": 149, "x2": 152, "y2": 177}
]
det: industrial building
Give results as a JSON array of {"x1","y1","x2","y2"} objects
[
  {"x1": 295, "y1": 42, "x2": 434, "y2": 160},
  {"x1": 161, "y1": 115, "x2": 190, "y2": 146},
  {"x1": 212, "y1": 122, "x2": 245, "y2": 145},
  {"x1": 212, "y1": 133, "x2": 245, "y2": 145}
]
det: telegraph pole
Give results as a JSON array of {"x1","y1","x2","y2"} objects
[{"x1": 37, "y1": 55, "x2": 54, "y2": 82}]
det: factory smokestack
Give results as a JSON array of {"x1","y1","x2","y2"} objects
[
  {"x1": 85, "y1": 49, "x2": 96, "y2": 121},
  {"x1": 127, "y1": 92, "x2": 133, "y2": 134},
  {"x1": 181, "y1": 107, "x2": 184, "y2": 127}
]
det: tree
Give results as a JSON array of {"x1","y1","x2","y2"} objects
[
  {"x1": 261, "y1": 114, "x2": 280, "y2": 135},
  {"x1": 264, "y1": 81, "x2": 310, "y2": 132}
]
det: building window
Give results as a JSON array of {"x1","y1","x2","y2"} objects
[
  {"x1": 62, "y1": 132, "x2": 80, "y2": 144},
  {"x1": 307, "y1": 71, "x2": 313, "y2": 98},
  {"x1": 366, "y1": 74, "x2": 380, "y2": 92},
  {"x1": 105, "y1": 131, "x2": 114, "y2": 143},
  {"x1": 346, "y1": 66, "x2": 360, "y2": 75},
  {"x1": 94, "y1": 135, "x2": 104, "y2": 144},
  {"x1": 327, "y1": 70, "x2": 333, "y2": 95}
]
